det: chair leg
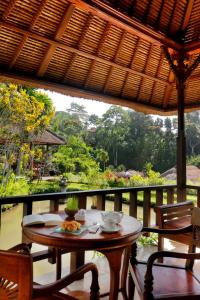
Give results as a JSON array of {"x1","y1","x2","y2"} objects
[
  {"x1": 128, "y1": 272, "x2": 135, "y2": 300},
  {"x1": 157, "y1": 235, "x2": 164, "y2": 263}
]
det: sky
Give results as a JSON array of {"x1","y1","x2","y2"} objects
[
  {"x1": 44, "y1": 90, "x2": 171, "y2": 120},
  {"x1": 45, "y1": 90, "x2": 113, "y2": 116}
]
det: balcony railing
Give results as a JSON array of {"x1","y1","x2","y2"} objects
[
  {"x1": 1, "y1": 184, "x2": 200, "y2": 226},
  {"x1": 1, "y1": 184, "x2": 199, "y2": 269}
]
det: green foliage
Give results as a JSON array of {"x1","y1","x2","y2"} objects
[
  {"x1": 66, "y1": 196, "x2": 78, "y2": 210},
  {"x1": 52, "y1": 136, "x2": 99, "y2": 174},
  {"x1": 0, "y1": 174, "x2": 29, "y2": 197},
  {"x1": 187, "y1": 155, "x2": 200, "y2": 168},
  {"x1": 29, "y1": 180, "x2": 60, "y2": 194},
  {"x1": 138, "y1": 233, "x2": 158, "y2": 246}
]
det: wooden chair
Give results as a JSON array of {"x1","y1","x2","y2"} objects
[
  {"x1": 155, "y1": 201, "x2": 194, "y2": 255},
  {"x1": 128, "y1": 206, "x2": 200, "y2": 300},
  {"x1": 0, "y1": 243, "x2": 100, "y2": 300}
]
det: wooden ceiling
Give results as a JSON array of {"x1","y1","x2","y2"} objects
[{"x1": 0, "y1": 0, "x2": 200, "y2": 115}]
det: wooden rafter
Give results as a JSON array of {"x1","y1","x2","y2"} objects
[
  {"x1": 29, "y1": 0, "x2": 48, "y2": 31},
  {"x1": 1, "y1": 20, "x2": 170, "y2": 86},
  {"x1": 67, "y1": 0, "x2": 182, "y2": 50},
  {"x1": 103, "y1": 30, "x2": 127, "y2": 93},
  {"x1": 37, "y1": 3, "x2": 75, "y2": 77},
  {"x1": 143, "y1": 0, "x2": 153, "y2": 23},
  {"x1": 37, "y1": 45, "x2": 57, "y2": 77},
  {"x1": 2, "y1": 0, "x2": 17, "y2": 20},
  {"x1": 128, "y1": 0, "x2": 137, "y2": 16},
  {"x1": 185, "y1": 41, "x2": 200, "y2": 55},
  {"x1": 136, "y1": 44, "x2": 154, "y2": 101},
  {"x1": 8, "y1": 0, "x2": 48, "y2": 70},
  {"x1": 121, "y1": 37, "x2": 140, "y2": 97},
  {"x1": 55, "y1": 3, "x2": 75, "y2": 40},
  {"x1": 154, "y1": 0, "x2": 165, "y2": 29},
  {"x1": 181, "y1": 0, "x2": 195, "y2": 32},
  {"x1": 62, "y1": 13, "x2": 94, "y2": 82},
  {"x1": 77, "y1": 13, "x2": 94, "y2": 49},
  {"x1": 84, "y1": 23, "x2": 112, "y2": 88},
  {"x1": 9, "y1": 34, "x2": 28, "y2": 69},
  {"x1": 149, "y1": 53, "x2": 164, "y2": 103},
  {"x1": 167, "y1": 0, "x2": 178, "y2": 35}
]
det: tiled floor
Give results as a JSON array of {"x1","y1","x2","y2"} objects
[{"x1": 33, "y1": 239, "x2": 199, "y2": 300}]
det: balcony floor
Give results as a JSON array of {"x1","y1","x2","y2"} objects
[{"x1": 33, "y1": 239, "x2": 200, "y2": 300}]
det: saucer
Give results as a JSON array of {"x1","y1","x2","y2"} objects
[{"x1": 100, "y1": 224, "x2": 120, "y2": 233}]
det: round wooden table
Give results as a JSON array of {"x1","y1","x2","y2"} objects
[{"x1": 23, "y1": 210, "x2": 142, "y2": 300}]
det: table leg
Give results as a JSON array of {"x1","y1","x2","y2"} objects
[
  {"x1": 102, "y1": 248, "x2": 124, "y2": 300},
  {"x1": 120, "y1": 246, "x2": 131, "y2": 300}
]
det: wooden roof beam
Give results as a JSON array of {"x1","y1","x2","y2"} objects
[
  {"x1": 121, "y1": 37, "x2": 140, "y2": 97},
  {"x1": 136, "y1": 44, "x2": 154, "y2": 101},
  {"x1": 37, "y1": 3, "x2": 75, "y2": 77},
  {"x1": 1, "y1": 20, "x2": 169, "y2": 86},
  {"x1": 62, "y1": 13, "x2": 94, "y2": 81},
  {"x1": 2, "y1": 0, "x2": 17, "y2": 20},
  {"x1": 54, "y1": 3, "x2": 75, "y2": 40},
  {"x1": 8, "y1": 0, "x2": 48, "y2": 70},
  {"x1": 184, "y1": 41, "x2": 200, "y2": 55},
  {"x1": 154, "y1": 0, "x2": 165, "y2": 29},
  {"x1": 149, "y1": 52, "x2": 164, "y2": 103},
  {"x1": 67, "y1": 0, "x2": 182, "y2": 50},
  {"x1": 181, "y1": 0, "x2": 195, "y2": 32},
  {"x1": 103, "y1": 30, "x2": 127, "y2": 93},
  {"x1": 84, "y1": 23, "x2": 112, "y2": 88},
  {"x1": 0, "y1": 70, "x2": 173, "y2": 116}
]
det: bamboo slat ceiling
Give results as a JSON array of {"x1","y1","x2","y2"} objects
[{"x1": 1, "y1": 0, "x2": 200, "y2": 115}]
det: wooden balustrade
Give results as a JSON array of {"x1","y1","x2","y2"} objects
[
  {"x1": 1, "y1": 185, "x2": 200, "y2": 226},
  {"x1": 1, "y1": 184, "x2": 200, "y2": 270}
]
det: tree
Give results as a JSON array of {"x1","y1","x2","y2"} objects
[
  {"x1": 0, "y1": 84, "x2": 55, "y2": 177},
  {"x1": 94, "y1": 148, "x2": 109, "y2": 171},
  {"x1": 95, "y1": 106, "x2": 129, "y2": 167},
  {"x1": 52, "y1": 136, "x2": 99, "y2": 175}
]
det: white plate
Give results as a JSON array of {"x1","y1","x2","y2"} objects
[{"x1": 100, "y1": 225, "x2": 120, "y2": 233}]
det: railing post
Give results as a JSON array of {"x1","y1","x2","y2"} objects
[
  {"x1": 143, "y1": 190, "x2": 151, "y2": 235},
  {"x1": 70, "y1": 195, "x2": 87, "y2": 276},
  {"x1": 114, "y1": 193, "x2": 122, "y2": 211},
  {"x1": 197, "y1": 189, "x2": 200, "y2": 208},
  {"x1": 177, "y1": 187, "x2": 186, "y2": 202},
  {"x1": 23, "y1": 201, "x2": 33, "y2": 216},
  {"x1": 129, "y1": 191, "x2": 137, "y2": 218},
  {"x1": 156, "y1": 189, "x2": 163, "y2": 226},
  {"x1": 96, "y1": 194, "x2": 105, "y2": 211},
  {"x1": 0, "y1": 205, "x2": 1, "y2": 229},
  {"x1": 50, "y1": 199, "x2": 59, "y2": 212},
  {"x1": 167, "y1": 188, "x2": 174, "y2": 204},
  {"x1": 78, "y1": 195, "x2": 87, "y2": 209}
]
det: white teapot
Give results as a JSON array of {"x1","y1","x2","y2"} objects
[{"x1": 101, "y1": 211, "x2": 124, "y2": 225}]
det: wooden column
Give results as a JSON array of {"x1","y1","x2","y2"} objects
[
  {"x1": 176, "y1": 77, "x2": 186, "y2": 201},
  {"x1": 163, "y1": 47, "x2": 200, "y2": 202}
]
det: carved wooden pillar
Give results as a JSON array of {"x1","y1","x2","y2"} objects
[
  {"x1": 162, "y1": 48, "x2": 200, "y2": 201},
  {"x1": 176, "y1": 76, "x2": 186, "y2": 200}
]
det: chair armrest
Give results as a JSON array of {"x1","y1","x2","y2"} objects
[
  {"x1": 143, "y1": 250, "x2": 200, "y2": 296},
  {"x1": 154, "y1": 201, "x2": 194, "y2": 212},
  {"x1": 8, "y1": 243, "x2": 31, "y2": 254},
  {"x1": 142, "y1": 225, "x2": 192, "y2": 235},
  {"x1": 33, "y1": 262, "x2": 100, "y2": 298}
]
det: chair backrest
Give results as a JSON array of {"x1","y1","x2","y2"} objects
[
  {"x1": 191, "y1": 207, "x2": 200, "y2": 248},
  {"x1": 156, "y1": 201, "x2": 194, "y2": 226},
  {"x1": 0, "y1": 249, "x2": 33, "y2": 300}
]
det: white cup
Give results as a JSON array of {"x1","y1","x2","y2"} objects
[{"x1": 103, "y1": 219, "x2": 116, "y2": 228}]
